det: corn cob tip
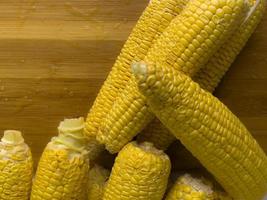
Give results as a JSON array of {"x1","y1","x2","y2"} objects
[
  {"x1": 1, "y1": 130, "x2": 24, "y2": 145},
  {"x1": 58, "y1": 117, "x2": 85, "y2": 134},
  {"x1": 131, "y1": 61, "x2": 148, "y2": 82}
]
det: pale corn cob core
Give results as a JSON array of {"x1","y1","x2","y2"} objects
[
  {"x1": 31, "y1": 118, "x2": 90, "y2": 200},
  {"x1": 138, "y1": 0, "x2": 266, "y2": 151},
  {"x1": 87, "y1": 165, "x2": 110, "y2": 200},
  {"x1": 165, "y1": 174, "x2": 214, "y2": 199},
  {"x1": 0, "y1": 130, "x2": 33, "y2": 200},
  {"x1": 132, "y1": 62, "x2": 267, "y2": 200},
  {"x1": 97, "y1": 0, "x2": 249, "y2": 154},
  {"x1": 103, "y1": 141, "x2": 171, "y2": 200},
  {"x1": 166, "y1": 174, "x2": 232, "y2": 200},
  {"x1": 84, "y1": 0, "x2": 186, "y2": 141}
]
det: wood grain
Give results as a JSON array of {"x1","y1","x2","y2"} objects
[{"x1": 0, "y1": 0, "x2": 266, "y2": 165}]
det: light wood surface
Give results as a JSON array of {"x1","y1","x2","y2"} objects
[{"x1": 0, "y1": 0, "x2": 266, "y2": 164}]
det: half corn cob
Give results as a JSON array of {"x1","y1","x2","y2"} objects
[
  {"x1": 0, "y1": 130, "x2": 33, "y2": 200},
  {"x1": 103, "y1": 141, "x2": 171, "y2": 200},
  {"x1": 97, "y1": 0, "x2": 249, "y2": 153},
  {"x1": 87, "y1": 165, "x2": 110, "y2": 200},
  {"x1": 138, "y1": 0, "x2": 265, "y2": 150},
  {"x1": 84, "y1": 0, "x2": 188, "y2": 156},
  {"x1": 132, "y1": 62, "x2": 267, "y2": 200},
  {"x1": 165, "y1": 174, "x2": 231, "y2": 200},
  {"x1": 31, "y1": 118, "x2": 90, "y2": 200}
]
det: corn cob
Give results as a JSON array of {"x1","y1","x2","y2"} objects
[
  {"x1": 193, "y1": 0, "x2": 265, "y2": 92},
  {"x1": 165, "y1": 174, "x2": 232, "y2": 200},
  {"x1": 132, "y1": 62, "x2": 267, "y2": 200},
  {"x1": 0, "y1": 130, "x2": 33, "y2": 200},
  {"x1": 31, "y1": 118, "x2": 90, "y2": 200},
  {"x1": 84, "y1": 0, "x2": 188, "y2": 156},
  {"x1": 87, "y1": 165, "x2": 110, "y2": 200},
  {"x1": 103, "y1": 141, "x2": 171, "y2": 200},
  {"x1": 97, "y1": 0, "x2": 249, "y2": 153},
  {"x1": 138, "y1": 0, "x2": 265, "y2": 150}
]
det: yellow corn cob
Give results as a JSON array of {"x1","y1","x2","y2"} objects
[
  {"x1": 132, "y1": 62, "x2": 267, "y2": 200},
  {"x1": 87, "y1": 165, "x2": 110, "y2": 200},
  {"x1": 138, "y1": 0, "x2": 265, "y2": 150},
  {"x1": 166, "y1": 174, "x2": 232, "y2": 200},
  {"x1": 31, "y1": 118, "x2": 90, "y2": 200},
  {"x1": 84, "y1": 0, "x2": 188, "y2": 156},
  {"x1": 103, "y1": 141, "x2": 171, "y2": 200},
  {"x1": 0, "y1": 130, "x2": 33, "y2": 200},
  {"x1": 193, "y1": 0, "x2": 266, "y2": 92},
  {"x1": 97, "y1": 0, "x2": 249, "y2": 153}
]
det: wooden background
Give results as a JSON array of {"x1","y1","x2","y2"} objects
[{"x1": 0, "y1": 0, "x2": 266, "y2": 164}]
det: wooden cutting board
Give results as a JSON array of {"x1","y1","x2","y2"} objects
[{"x1": 0, "y1": 0, "x2": 266, "y2": 164}]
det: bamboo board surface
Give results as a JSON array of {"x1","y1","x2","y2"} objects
[{"x1": 0, "y1": 0, "x2": 266, "y2": 164}]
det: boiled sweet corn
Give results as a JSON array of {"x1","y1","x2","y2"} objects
[
  {"x1": 31, "y1": 118, "x2": 90, "y2": 200},
  {"x1": 193, "y1": 0, "x2": 265, "y2": 92},
  {"x1": 0, "y1": 130, "x2": 33, "y2": 200},
  {"x1": 138, "y1": 0, "x2": 265, "y2": 150},
  {"x1": 84, "y1": 0, "x2": 188, "y2": 156},
  {"x1": 103, "y1": 141, "x2": 171, "y2": 200},
  {"x1": 132, "y1": 62, "x2": 267, "y2": 200},
  {"x1": 165, "y1": 174, "x2": 231, "y2": 200},
  {"x1": 87, "y1": 165, "x2": 110, "y2": 200},
  {"x1": 97, "y1": 0, "x2": 249, "y2": 153}
]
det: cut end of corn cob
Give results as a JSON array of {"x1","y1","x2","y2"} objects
[
  {"x1": 2, "y1": 130, "x2": 24, "y2": 145},
  {"x1": 166, "y1": 174, "x2": 232, "y2": 200},
  {"x1": 52, "y1": 117, "x2": 88, "y2": 153},
  {"x1": 89, "y1": 164, "x2": 110, "y2": 183},
  {"x1": 0, "y1": 130, "x2": 33, "y2": 200},
  {"x1": 87, "y1": 165, "x2": 110, "y2": 200},
  {"x1": 179, "y1": 174, "x2": 214, "y2": 195},
  {"x1": 0, "y1": 130, "x2": 32, "y2": 160},
  {"x1": 58, "y1": 117, "x2": 85, "y2": 134},
  {"x1": 135, "y1": 141, "x2": 165, "y2": 155}
]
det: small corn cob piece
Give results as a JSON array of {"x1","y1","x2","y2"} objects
[
  {"x1": 193, "y1": 0, "x2": 265, "y2": 92},
  {"x1": 0, "y1": 130, "x2": 33, "y2": 200},
  {"x1": 31, "y1": 118, "x2": 90, "y2": 200},
  {"x1": 85, "y1": 0, "x2": 188, "y2": 138},
  {"x1": 138, "y1": 0, "x2": 265, "y2": 150},
  {"x1": 132, "y1": 62, "x2": 267, "y2": 200},
  {"x1": 103, "y1": 141, "x2": 171, "y2": 200},
  {"x1": 87, "y1": 165, "x2": 110, "y2": 200},
  {"x1": 165, "y1": 174, "x2": 231, "y2": 200},
  {"x1": 97, "y1": 0, "x2": 249, "y2": 153}
]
